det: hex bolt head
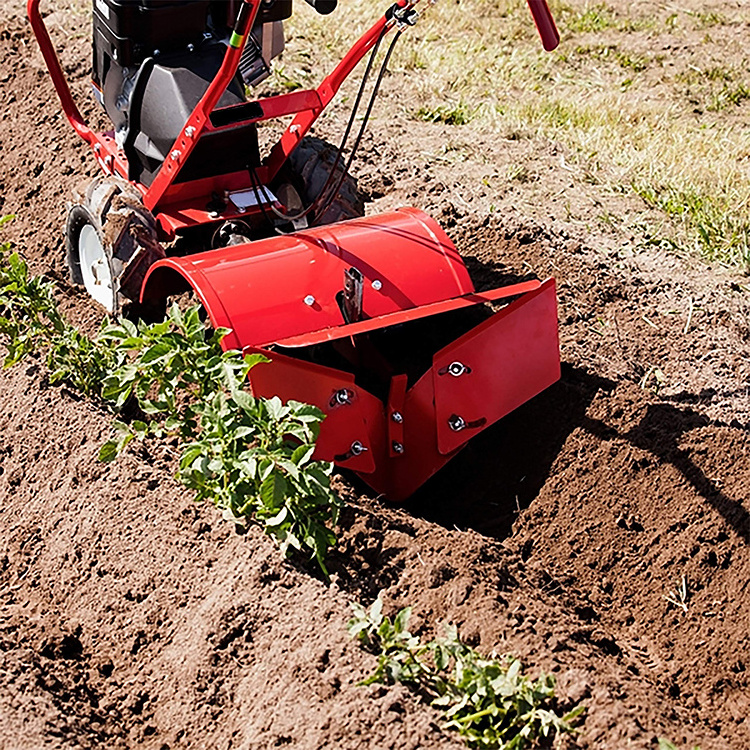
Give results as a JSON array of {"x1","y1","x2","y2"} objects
[
  {"x1": 334, "y1": 389, "x2": 351, "y2": 405},
  {"x1": 392, "y1": 441, "x2": 404, "y2": 454},
  {"x1": 448, "y1": 361, "x2": 468, "y2": 377},
  {"x1": 372, "y1": 279, "x2": 383, "y2": 291},
  {"x1": 391, "y1": 411, "x2": 403, "y2": 423},
  {"x1": 304, "y1": 295, "x2": 316, "y2": 306},
  {"x1": 350, "y1": 441, "x2": 367, "y2": 456},
  {"x1": 448, "y1": 414, "x2": 466, "y2": 432}
]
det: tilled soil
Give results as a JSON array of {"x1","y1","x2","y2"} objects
[{"x1": 1, "y1": 2, "x2": 749, "y2": 750}]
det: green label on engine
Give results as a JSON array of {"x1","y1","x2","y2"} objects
[{"x1": 229, "y1": 31, "x2": 244, "y2": 48}]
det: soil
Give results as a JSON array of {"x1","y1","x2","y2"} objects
[{"x1": 1, "y1": 2, "x2": 749, "y2": 749}]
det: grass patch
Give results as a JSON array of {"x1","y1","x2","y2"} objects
[
  {"x1": 274, "y1": 0, "x2": 750, "y2": 270},
  {"x1": 634, "y1": 183, "x2": 750, "y2": 268},
  {"x1": 412, "y1": 100, "x2": 477, "y2": 125}
]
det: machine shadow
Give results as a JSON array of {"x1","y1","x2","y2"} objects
[{"x1": 403, "y1": 372, "x2": 750, "y2": 546}]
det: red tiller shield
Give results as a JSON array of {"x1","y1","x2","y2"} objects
[
  {"x1": 432, "y1": 277, "x2": 560, "y2": 455},
  {"x1": 139, "y1": 206, "x2": 561, "y2": 500},
  {"x1": 245, "y1": 279, "x2": 559, "y2": 500}
]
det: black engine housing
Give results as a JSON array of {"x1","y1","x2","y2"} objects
[{"x1": 92, "y1": 0, "x2": 291, "y2": 186}]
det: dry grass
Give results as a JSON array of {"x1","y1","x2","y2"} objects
[{"x1": 277, "y1": 0, "x2": 750, "y2": 270}]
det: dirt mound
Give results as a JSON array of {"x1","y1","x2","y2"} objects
[{"x1": 1, "y1": 2, "x2": 749, "y2": 749}]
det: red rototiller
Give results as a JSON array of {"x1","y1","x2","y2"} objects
[{"x1": 29, "y1": 0, "x2": 561, "y2": 500}]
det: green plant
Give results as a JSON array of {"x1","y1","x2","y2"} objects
[
  {"x1": 349, "y1": 599, "x2": 583, "y2": 749},
  {"x1": 658, "y1": 738, "x2": 701, "y2": 750},
  {"x1": 0, "y1": 237, "x2": 342, "y2": 575},
  {"x1": 97, "y1": 304, "x2": 342, "y2": 574},
  {"x1": 413, "y1": 101, "x2": 477, "y2": 126},
  {"x1": 180, "y1": 390, "x2": 341, "y2": 573}
]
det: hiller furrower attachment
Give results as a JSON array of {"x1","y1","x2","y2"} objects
[
  {"x1": 29, "y1": 0, "x2": 561, "y2": 499},
  {"x1": 141, "y1": 209, "x2": 560, "y2": 500}
]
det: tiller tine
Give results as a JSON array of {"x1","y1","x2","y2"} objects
[{"x1": 141, "y1": 208, "x2": 560, "y2": 500}]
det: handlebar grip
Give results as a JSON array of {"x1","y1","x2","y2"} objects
[
  {"x1": 526, "y1": 0, "x2": 559, "y2": 51},
  {"x1": 302, "y1": 0, "x2": 337, "y2": 14}
]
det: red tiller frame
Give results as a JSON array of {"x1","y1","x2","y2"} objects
[
  {"x1": 27, "y1": 0, "x2": 416, "y2": 232},
  {"x1": 28, "y1": 0, "x2": 557, "y2": 235}
]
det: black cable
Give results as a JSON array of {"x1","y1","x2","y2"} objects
[
  {"x1": 310, "y1": 27, "x2": 403, "y2": 225},
  {"x1": 249, "y1": 23, "x2": 388, "y2": 226}
]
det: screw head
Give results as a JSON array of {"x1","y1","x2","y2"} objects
[
  {"x1": 391, "y1": 411, "x2": 403, "y2": 424},
  {"x1": 372, "y1": 279, "x2": 383, "y2": 291},
  {"x1": 448, "y1": 361, "x2": 468, "y2": 377},
  {"x1": 304, "y1": 295, "x2": 315, "y2": 306},
  {"x1": 448, "y1": 414, "x2": 466, "y2": 432},
  {"x1": 392, "y1": 441, "x2": 404, "y2": 454},
  {"x1": 350, "y1": 441, "x2": 367, "y2": 456},
  {"x1": 334, "y1": 389, "x2": 351, "y2": 405}
]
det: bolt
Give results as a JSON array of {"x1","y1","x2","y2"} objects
[
  {"x1": 448, "y1": 361, "x2": 468, "y2": 377},
  {"x1": 334, "y1": 389, "x2": 351, "y2": 405},
  {"x1": 372, "y1": 279, "x2": 383, "y2": 291},
  {"x1": 392, "y1": 441, "x2": 404, "y2": 454},
  {"x1": 153, "y1": 49, "x2": 161, "y2": 56},
  {"x1": 187, "y1": 43, "x2": 195, "y2": 52},
  {"x1": 208, "y1": 210, "x2": 220, "y2": 219},
  {"x1": 290, "y1": 124, "x2": 301, "y2": 134},
  {"x1": 350, "y1": 441, "x2": 367, "y2": 456},
  {"x1": 391, "y1": 411, "x2": 403, "y2": 424},
  {"x1": 185, "y1": 126, "x2": 196, "y2": 138},
  {"x1": 448, "y1": 414, "x2": 466, "y2": 432},
  {"x1": 170, "y1": 149, "x2": 181, "y2": 161},
  {"x1": 304, "y1": 295, "x2": 316, "y2": 306}
]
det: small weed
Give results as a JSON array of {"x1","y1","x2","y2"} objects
[
  {"x1": 658, "y1": 737, "x2": 701, "y2": 750},
  {"x1": 708, "y1": 82, "x2": 750, "y2": 111},
  {"x1": 413, "y1": 101, "x2": 476, "y2": 126},
  {"x1": 563, "y1": 3, "x2": 617, "y2": 34},
  {"x1": 349, "y1": 598, "x2": 584, "y2": 749},
  {"x1": 664, "y1": 575, "x2": 689, "y2": 614},
  {"x1": 689, "y1": 11, "x2": 726, "y2": 29}
]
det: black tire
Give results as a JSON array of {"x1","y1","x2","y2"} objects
[
  {"x1": 286, "y1": 136, "x2": 365, "y2": 226},
  {"x1": 65, "y1": 204, "x2": 99, "y2": 287}
]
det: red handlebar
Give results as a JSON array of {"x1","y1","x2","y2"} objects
[{"x1": 526, "y1": 0, "x2": 560, "y2": 51}]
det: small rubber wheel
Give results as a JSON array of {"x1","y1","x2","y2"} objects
[
  {"x1": 65, "y1": 204, "x2": 119, "y2": 316},
  {"x1": 286, "y1": 136, "x2": 365, "y2": 226}
]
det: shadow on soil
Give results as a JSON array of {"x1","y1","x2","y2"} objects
[
  {"x1": 404, "y1": 362, "x2": 612, "y2": 540},
  {"x1": 582, "y1": 405, "x2": 750, "y2": 546},
  {"x1": 405, "y1": 366, "x2": 750, "y2": 546}
]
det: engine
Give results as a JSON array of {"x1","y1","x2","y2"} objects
[{"x1": 91, "y1": 0, "x2": 296, "y2": 186}]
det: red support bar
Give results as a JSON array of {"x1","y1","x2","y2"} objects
[
  {"x1": 526, "y1": 0, "x2": 560, "y2": 51},
  {"x1": 27, "y1": 0, "x2": 93, "y2": 145},
  {"x1": 209, "y1": 89, "x2": 324, "y2": 132},
  {"x1": 144, "y1": 0, "x2": 263, "y2": 212}
]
